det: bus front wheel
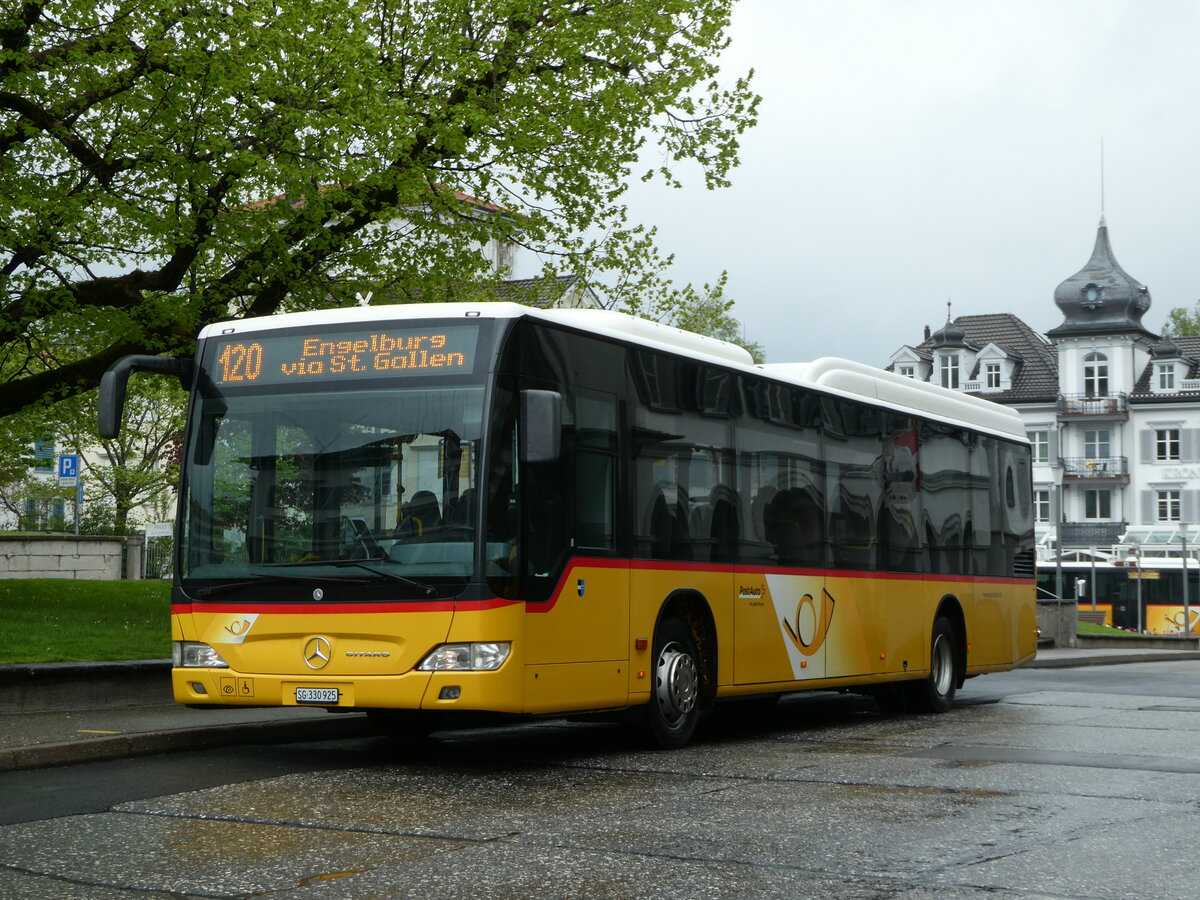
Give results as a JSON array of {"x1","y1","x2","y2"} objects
[
  {"x1": 645, "y1": 617, "x2": 701, "y2": 749},
  {"x1": 910, "y1": 616, "x2": 958, "y2": 713}
]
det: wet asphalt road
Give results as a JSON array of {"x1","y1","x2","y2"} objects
[{"x1": 2, "y1": 660, "x2": 1200, "y2": 899}]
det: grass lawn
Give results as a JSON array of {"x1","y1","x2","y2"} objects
[
  {"x1": 1077, "y1": 620, "x2": 1190, "y2": 638},
  {"x1": 0, "y1": 579, "x2": 171, "y2": 664}
]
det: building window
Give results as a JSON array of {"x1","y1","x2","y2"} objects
[
  {"x1": 1084, "y1": 489, "x2": 1111, "y2": 520},
  {"x1": 1033, "y1": 490, "x2": 1051, "y2": 523},
  {"x1": 1027, "y1": 430, "x2": 1049, "y2": 463},
  {"x1": 897, "y1": 364, "x2": 915, "y2": 379},
  {"x1": 985, "y1": 362, "x2": 1001, "y2": 389},
  {"x1": 1084, "y1": 429, "x2": 1110, "y2": 460},
  {"x1": 940, "y1": 354, "x2": 959, "y2": 389},
  {"x1": 1158, "y1": 363, "x2": 1176, "y2": 391},
  {"x1": 1156, "y1": 429, "x2": 1181, "y2": 462},
  {"x1": 1157, "y1": 490, "x2": 1182, "y2": 523},
  {"x1": 1083, "y1": 352, "x2": 1109, "y2": 398},
  {"x1": 33, "y1": 438, "x2": 54, "y2": 473}
]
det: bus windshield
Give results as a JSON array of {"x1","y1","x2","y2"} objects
[{"x1": 181, "y1": 382, "x2": 487, "y2": 595}]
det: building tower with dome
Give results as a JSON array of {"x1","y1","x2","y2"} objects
[{"x1": 888, "y1": 217, "x2": 1200, "y2": 620}]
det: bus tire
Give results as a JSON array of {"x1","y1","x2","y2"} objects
[
  {"x1": 909, "y1": 616, "x2": 958, "y2": 713},
  {"x1": 645, "y1": 617, "x2": 701, "y2": 749}
]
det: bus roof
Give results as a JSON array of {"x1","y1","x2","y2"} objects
[{"x1": 199, "y1": 302, "x2": 1027, "y2": 442}]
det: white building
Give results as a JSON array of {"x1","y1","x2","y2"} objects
[{"x1": 889, "y1": 217, "x2": 1200, "y2": 555}]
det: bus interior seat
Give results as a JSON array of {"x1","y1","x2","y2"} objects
[
  {"x1": 396, "y1": 490, "x2": 441, "y2": 538},
  {"x1": 649, "y1": 484, "x2": 690, "y2": 558},
  {"x1": 447, "y1": 488, "x2": 476, "y2": 528}
]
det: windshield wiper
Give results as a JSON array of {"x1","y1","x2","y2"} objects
[
  {"x1": 263, "y1": 559, "x2": 437, "y2": 597},
  {"x1": 191, "y1": 571, "x2": 371, "y2": 599}
]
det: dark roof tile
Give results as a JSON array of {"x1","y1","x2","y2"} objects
[{"x1": 903, "y1": 313, "x2": 1059, "y2": 404}]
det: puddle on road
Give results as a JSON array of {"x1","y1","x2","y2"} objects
[{"x1": 903, "y1": 744, "x2": 1200, "y2": 774}]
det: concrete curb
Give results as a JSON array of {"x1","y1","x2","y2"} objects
[
  {"x1": 0, "y1": 659, "x2": 172, "y2": 714},
  {"x1": 1023, "y1": 650, "x2": 1200, "y2": 669},
  {"x1": 0, "y1": 712, "x2": 375, "y2": 773}
]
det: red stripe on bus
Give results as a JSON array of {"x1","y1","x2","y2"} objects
[
  {"x1": 171, "y1": 597, "x2": 517, "y2": 615},
  {"x1": 173, "y1": 561, "x2": 1030, "y2": 617},
  {"x1": 525, "y1": 557, "x2": 1033, "y2": 613}
]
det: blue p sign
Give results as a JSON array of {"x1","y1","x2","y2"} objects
[{"x1": 58, "y1": 455, "x2": 78, "y2": 478}]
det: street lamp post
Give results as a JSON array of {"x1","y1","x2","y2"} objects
[
  {"x1": 1089, "y1": 545, "x2": 1097, "y2": 612},
  {"x1": 1053, "y1": 481, "x2": 1064, "y2": 601},
  {"x1": 1136, "y1": 552, "x2": 1144, "y2": 634},
  {"x1": 1181, "y1": 529, "x2": 1191, "y2": 638}
]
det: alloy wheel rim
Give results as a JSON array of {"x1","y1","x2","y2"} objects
[{"x1": 655, "y1": 641, "x2": 699, "y2": 726}]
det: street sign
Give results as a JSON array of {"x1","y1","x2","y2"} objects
[{"x1": 58, "y1": 454, "x2": 78, "y2": 487}]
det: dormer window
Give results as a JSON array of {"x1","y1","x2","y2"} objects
[
  {"x1": 940, "y1": 354, "x2": 960, "y2": 389},
  {"x1": 887, "y1": 347, "x2": 931, "y2": 382},
  {"x1": 1157, "y1": 363, "x2": 1176, "y2": 391},
  {"x1": 985, "y1": 362, "x2": 1001, "y2": 389}
]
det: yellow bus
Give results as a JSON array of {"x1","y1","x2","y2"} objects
[{"x1": 99, "y1": 302, "x2": 1037, "y2": 748}]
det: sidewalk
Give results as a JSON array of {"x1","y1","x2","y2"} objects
[
  {"x1": 0, "y1": 660, "x2": 373, "y2": 773},
  {"x1": 2, "y1": 647, "x2": 1197, "y2": 773}
]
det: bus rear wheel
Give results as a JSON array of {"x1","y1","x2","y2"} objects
[
  {"x1": 909, "y1": 615, "x2": 958, "y2": 713},
  {"x1": 645, "y1": 617, "x2": 701, "y2": 749}
]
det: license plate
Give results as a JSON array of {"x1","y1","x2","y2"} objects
[{"x1": 295, "y1": 687, "x2": 339, "y2": 704}]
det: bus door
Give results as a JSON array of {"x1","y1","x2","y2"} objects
[
  {"x1": 733, "y1": 381, "x2": 831, "y2": 685},
  {"x1": 514, "y1": 385, "x2": 629, "y2": 712},
  {"x1": 821, "y1": 398, "x2": 892, "y2": 680}
]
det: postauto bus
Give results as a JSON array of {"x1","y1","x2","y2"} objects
[{"x1": 99, "y1": 302, "x2": 1037, "y2": 748}]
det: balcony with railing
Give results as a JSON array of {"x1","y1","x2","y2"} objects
[
  {"x1": 1058, "y1": 456, "x2": 1130, "y2": 483},
  {"x1": 1059, "y1": 521, "x2": 1127, "y2": 548},
  {"x1": 1056, "y1": 392, "x2": 1128, "y2": 420}
]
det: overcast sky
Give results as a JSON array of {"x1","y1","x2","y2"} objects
[{"x1": 619, "y1": 0, "x2": 1200, "y2": 367}]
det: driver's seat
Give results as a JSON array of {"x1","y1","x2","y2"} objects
[{"x1": 397, "y1": 491, "x2": 441, "y2": 538}]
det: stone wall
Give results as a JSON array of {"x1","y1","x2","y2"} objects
[
  {"x1": 1036, "y1": 598, "x2": 1079, "y2": 648},
  {"x1": 0, "y1": 535, "x2": 124, "y2": 579}
]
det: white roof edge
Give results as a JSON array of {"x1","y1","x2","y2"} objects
[
  {"x1": 196, "y1": 302, "x2": 530, "y2": 339},
  {"x1": 198, "y1": 303, "x2": 1023, "y2": 441},
  {"x1": 760, "y1": 357, "x2": 1027, "y2": 441},
  {"x1": 198, "y1": 302, "x2": 754, "y2": 367}
]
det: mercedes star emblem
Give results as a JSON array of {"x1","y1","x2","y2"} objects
[{"x1": 303, "y1": 636, "x2": 332, "y2": 670}]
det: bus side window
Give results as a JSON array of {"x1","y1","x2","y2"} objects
[
  {"x1": 574, "y1": 393, "x2": 617, "y2": 551},
  {"x1": 737, "y1": 379, "x2": 824, "y2": 566},
  {"x1": 880, "y1": 413, "x2": 922, "y2": 573},
  {"x1": 921, "y1": 421, "x2": 969, "y2": 576},
  {"x1": 824, "y1": 397, "x2": 881, "y2": 571}
]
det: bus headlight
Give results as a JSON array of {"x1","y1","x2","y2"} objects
[
  {"x1": 418, "y1": 642, "x2": 511, "y2": 671},
  {"x1": 173, "y1": 641, "x2": 230, "y2": 668}
]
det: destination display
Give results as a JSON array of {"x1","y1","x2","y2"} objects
[{"x1": 209, "y1": 323, "x2": 479, "y2": 386}]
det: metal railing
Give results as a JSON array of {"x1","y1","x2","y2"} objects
[
  {"x1": 1056, "y1": 392, "x2": 1128, "y2": 419},
  {"x1": 1058, "y1": 456, "x2": 1129, "y2": 479}
]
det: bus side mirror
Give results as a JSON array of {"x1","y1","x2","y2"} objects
[
  {"x1": 98, "y1": 355, "x2": 193, "y2": 438},
  {"x1": 520, "y1": 390, "x2": 561, "y2": 463}
]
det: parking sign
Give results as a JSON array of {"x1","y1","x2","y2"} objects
[{"x1": 58, "y1": 454, "x2": 78, "y2": 487}]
